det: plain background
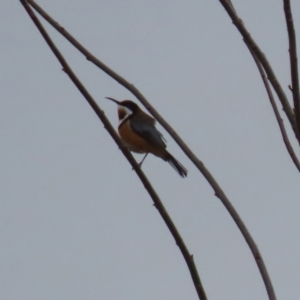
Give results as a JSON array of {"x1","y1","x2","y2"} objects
[{"x1": 1, "y1": 1, "x2": 300, "y2": 299}]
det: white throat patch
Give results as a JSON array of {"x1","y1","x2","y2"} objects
[{"x1": 118, "y1": 106, "x2": 133, "y2": 125}]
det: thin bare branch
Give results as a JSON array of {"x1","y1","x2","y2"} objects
[
  {"x1": 283, "y1": 0, "x2": 300, "y2": 136},
  {"x1": 248, "y1": 45, "x2": 300, "y2": 172},
  {"x1": 20, "y1": 1, "x2": 207, "y2": 299},
  {"x1": 219, "y1": 0, "x2": 299, "y2": 143},
  {"x1": 27, "y1": 1, "x2": 276, "y2": 299}
]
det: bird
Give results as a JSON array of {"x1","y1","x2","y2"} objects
[{"x1": 106, "y1": 97, "x2": 187, "y2": 178}]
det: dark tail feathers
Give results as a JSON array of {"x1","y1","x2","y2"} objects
[{"x1": 165, "y1": 152, "x2": 188, "y2": 178}]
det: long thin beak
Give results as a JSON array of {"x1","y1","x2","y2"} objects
[{"x1": 105, "y1": 97, "x2": 121, "y2": 105}]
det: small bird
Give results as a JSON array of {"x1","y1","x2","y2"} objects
[{"x1": 106, "y1": 97, "x2": 187, "y2": 178}]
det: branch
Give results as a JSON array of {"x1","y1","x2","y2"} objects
[
  {"x1": 219, "y1": 0, "x2": 299, "y2": 143},
  {"x1": 283, "y1": 0, "x2": 300, "y2": 136},
  {"x1": 26, "y1": 1, "x2": 276, "y2": 299},
  {"x1": 19, "y1": 1, "x2": 207, "y2": 299},
  {"x1": 248, "y1": 44, "x2": 300, "y2": 172}
]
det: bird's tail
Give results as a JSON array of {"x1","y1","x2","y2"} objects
[{"x1": 164, "y1": 151, "x2": 188, "y2": 178}]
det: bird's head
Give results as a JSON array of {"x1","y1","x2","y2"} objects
[{"x1": 106, "y1": 97, "x2": 140, "y2": 121}]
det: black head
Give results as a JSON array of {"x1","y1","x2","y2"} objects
[
  {"x1": 105, "y1": 97, "x2": 140, "y2": 113},
  {"x1": 118, "y1": 100, "x2": 140, "y2": 113},
  {"x1": 106, "y1": 97, "x2": 141, "y2": 121}
]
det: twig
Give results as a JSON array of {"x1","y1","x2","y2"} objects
[
  {"x1": 283, "y1": 0, "x2": 300, "y2": 137},
  {"x1": 248, "y1": 44, "x2": 300, "y2": 172},
  {"x1": 26, "y1": 1, "x2": 276, "y2": 299},
  {"x1": 19, "y1": 1, "x2": 207, "y2": 299},
  {"x1": 219, "y1": 0, "x2": 299, "y2": 143}
]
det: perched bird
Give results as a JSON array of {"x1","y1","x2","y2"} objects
[{"x1": 106, "y1": 97, "x2": 187, "y2": 178}]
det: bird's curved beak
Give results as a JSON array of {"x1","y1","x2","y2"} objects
[{"x1": 105, "y1": 97, "x2": 121, "y2": 105}]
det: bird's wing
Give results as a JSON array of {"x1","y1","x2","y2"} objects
[{"x1": 130, "y1": 114, "x2": 167, "y2": 149}]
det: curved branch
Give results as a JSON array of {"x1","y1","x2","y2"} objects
[
  {"x1": 26, "y1": 1, "x2": 276, "y2": 299},
  {"x1": 283, "y1": 0, "x2": 300, "y2": 135},
  {"x1": 219, "y1": 0, "x2": 299, "y2": 143},
  {"x1": 248, "y1": 45, "x2": 300, "y2": 172},
  {"x1": 20, "y1": 1, "x2": 207, "y2": 299}
]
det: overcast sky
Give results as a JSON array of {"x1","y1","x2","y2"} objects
[{"x1": 1, "y1": 1, "x2": 300, "y2": 299}]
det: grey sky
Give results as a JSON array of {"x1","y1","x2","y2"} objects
[{"x1": 1, "y1": 1, "x2": 300, "y2": 299}]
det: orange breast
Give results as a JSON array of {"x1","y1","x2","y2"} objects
[{"x1": 118, "y1": 120, "x2": 165, "y2": 157}]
